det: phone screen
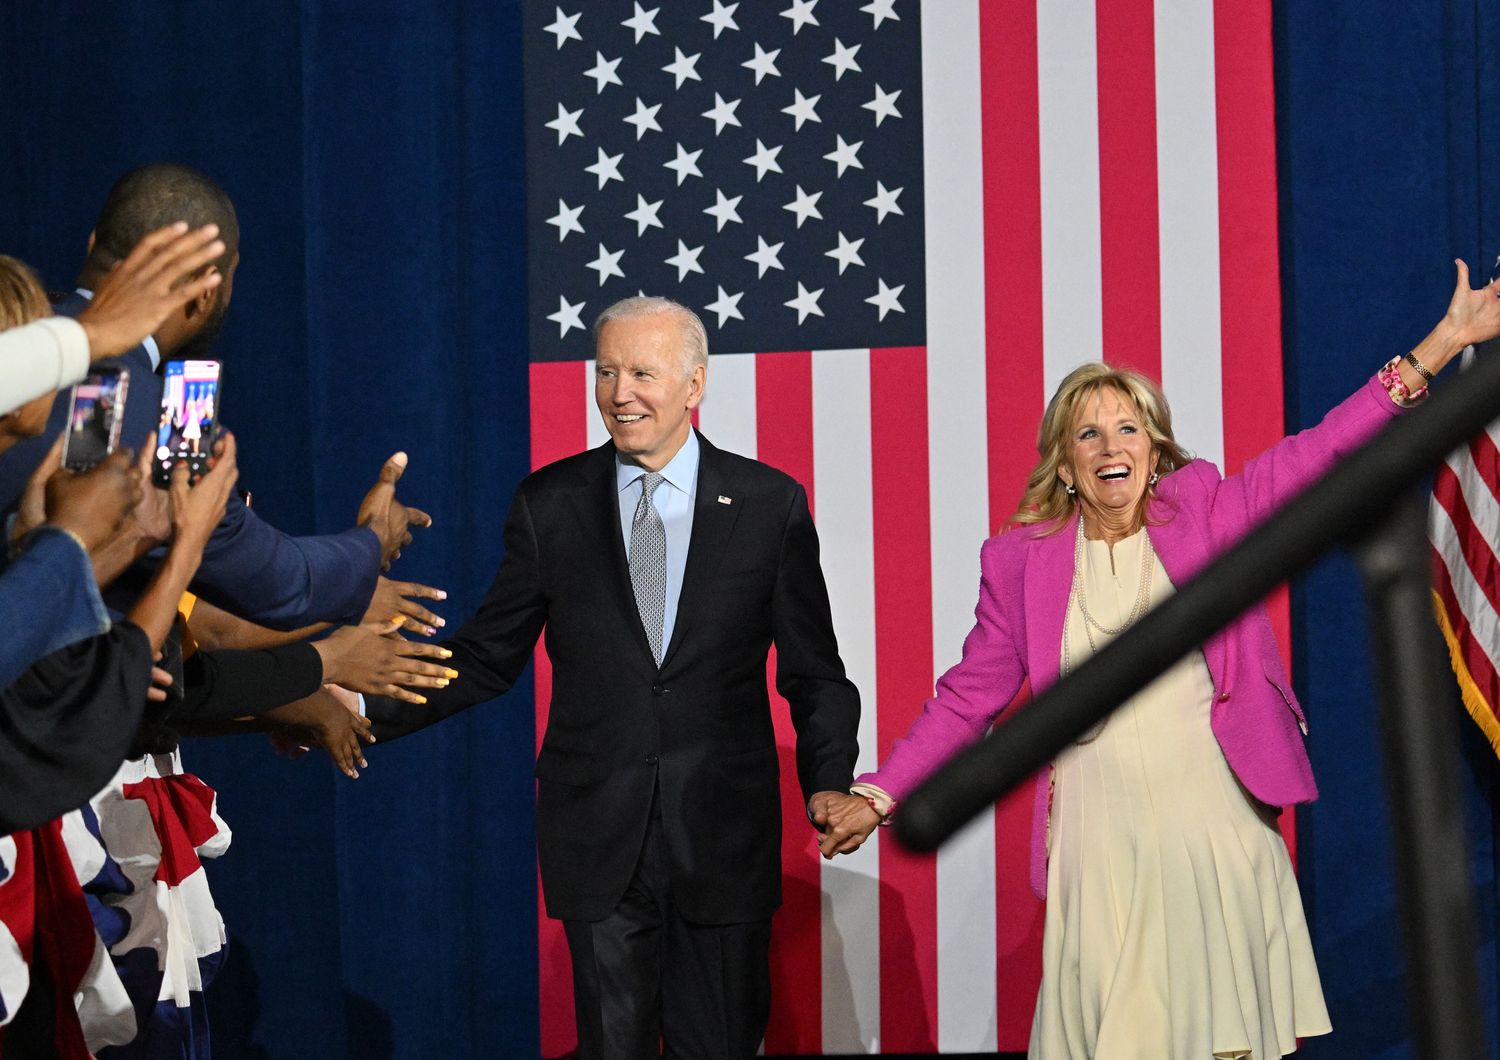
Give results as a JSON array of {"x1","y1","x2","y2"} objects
[
  {"x1": 63, "y1": 367, "x2": 129, "y2": 470},
  {"x1": 154, "y1": 359, "x2": 222, "y2": 486}
]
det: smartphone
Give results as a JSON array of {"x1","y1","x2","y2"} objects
[
  {"x1": 153, "y1": 359, "x2": 223, "y2": 487},
  {"x1": 61, "y1": 365, "x2": 130, "y2": 471}
]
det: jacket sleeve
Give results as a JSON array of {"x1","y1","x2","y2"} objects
[
  {"x1": 365, "y1": 487, "x2": 547, "y2": 741},
  {"x1": 182, "y1": 493, "x2": 383, "y2": 630},
  {"x1": 1209, "y1": 374, "x2": 1402, "y2": 529},
  {"x1": 859, "y1": 533, "x2": 1029, "y2": 801},
  {"x1": 771, "y1": 484, "x2": 862, "y2": 802},
  {"x1": 0, "y1": 527, "x2": 111, "y2": 690},
  {"x1": 173, "y1": 642, "x2": 324, "y2": 721},
  {"x1": 0, "y1": 317, "x2": 89, "y2": 417}
]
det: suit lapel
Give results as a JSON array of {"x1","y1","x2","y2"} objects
[
  {"x1": 1025, "y1": 513, "x2": 1078, "y2": 692},
  {"x1": 659, "y1": 434, "x2": 742, "y2": 671},
  {"x1": 578, "y1": 442, "x2": 659, "y2": 665}
]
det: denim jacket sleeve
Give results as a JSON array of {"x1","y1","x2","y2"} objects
[{"x1": 0, "y1": 525, "x2": 110, "y2": 688}]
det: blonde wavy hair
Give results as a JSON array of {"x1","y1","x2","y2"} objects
[
  {"x1": 1012, "y1": 362, "x2": 1193, "y2": 532},
  {"x1": 0, "y1": 256, "x2": 50, "y2": 329}
]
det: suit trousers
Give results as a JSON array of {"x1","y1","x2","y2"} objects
[{"x1": 563, "y1": 789, "x2": 772, "y2": 1060}]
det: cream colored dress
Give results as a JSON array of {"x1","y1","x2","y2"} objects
[{"x1": 1028, "y1": 529, "x2": 1330, "y2": 1059}]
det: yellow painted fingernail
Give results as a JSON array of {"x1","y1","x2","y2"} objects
[
  {"x1": 436, "y1": 678, "x2": 450, "y2": 687},
  {"x1": 415, "y1": 695, "x2": 427, "y2": 704},
  {"x1": 444, "y1": 668, "x2": 459, "y2": 679},
  {"x1": 440, "y1": 649, "x2": 453, "y2": 659}
]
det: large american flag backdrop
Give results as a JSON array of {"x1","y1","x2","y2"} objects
[{"x1": 521, "y1": 0, "x2": 1287, "y2": 1053}]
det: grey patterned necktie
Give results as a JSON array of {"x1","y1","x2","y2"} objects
[{"x1": 629, "y1": 472, "x2": 668, "y2": 664}]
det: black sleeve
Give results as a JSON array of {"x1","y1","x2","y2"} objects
[
  {"x1": 0, "y1": 622, "x2": 154, "y2": 834},
  {"x1": 172, "y1": 642, "x2": 325, "y2": 722},
  {"x1": 771, "y1": 483, "x2": 862, "y2": 802},
  {"x1": 365, "y1": 487, "x2": 547, "y2": 741}
]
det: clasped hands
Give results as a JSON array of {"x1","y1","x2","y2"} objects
[{"x1": 808, "y1": 791, "x2": 884, "y2": 860}]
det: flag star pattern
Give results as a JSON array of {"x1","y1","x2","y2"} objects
[
  {"x1": 524, "y1": 1, "x2": 1287, "y2": 1056},
  {"x1": 524, "y1": 0, "x2": 925, "y2": 359}
]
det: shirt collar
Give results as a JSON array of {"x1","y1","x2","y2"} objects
[
  {"x1": 616, "y1": 429, "x2": 700, "y2": 499},
  {"x1": 76, "y1": 287, "x2": 162, "y2": 370}
]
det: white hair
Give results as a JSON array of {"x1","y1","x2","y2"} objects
[{"x1": 593, "y1": 296, "x2": 709, "y2": 376}]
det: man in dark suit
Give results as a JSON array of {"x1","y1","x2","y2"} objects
[
  {"x1": 366, "y1": 297, "x2": 865, "y2": 1058},
  {"x1": 0, "y1": 164, "x2": 417, "y2": 626}
]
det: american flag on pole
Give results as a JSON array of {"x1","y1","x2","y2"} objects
[
  {"x1": 1430, "y1": 342, "x2": 1500, "y2": 759},
  {"x1": 522, "y1": 0, "x2": 1287, "y2": 1052}
]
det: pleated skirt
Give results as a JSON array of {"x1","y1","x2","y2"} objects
[{"x1": 1029, "y1": 532, "x2": 1330, "y2": 1059}]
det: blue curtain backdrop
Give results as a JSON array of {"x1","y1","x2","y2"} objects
[
  {"x1": 1, "y1": 2, "x2": 1497, "y2": 1057},
  {"x1": 0, "y1": 2, "x2": 536, "y2": 1056},
  {"x1": 1276, "y1": 0, "x2": 1500, "y2": 1056}
]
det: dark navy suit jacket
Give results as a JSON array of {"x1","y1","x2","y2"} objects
[{"x1": 0, "y1": 292, "x2": 381, "y2": 629}]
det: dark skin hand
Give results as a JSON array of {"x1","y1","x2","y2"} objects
[
  {"x1": 265, "y1": 688, "x2": 375, "y2": 779},
  {"x1": 362, "y1": 575, "x2": 448, "y2": 637},
  {"x1": 311, "y1": 618, "x2": 456, "y2": 704},
  {"x1": 76, "y1": 222, "x2": 226, "y2": 362},
  {"x1": 356, "y1": 452, "x2": 432, "y2": 570},
  {"x1": 44, "y1": 447, "x2": 142, "y2": 551}
]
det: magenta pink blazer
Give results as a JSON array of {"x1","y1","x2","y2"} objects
[{"x1": 859, "y1": 376, "x2": 1401, "y2": 899}]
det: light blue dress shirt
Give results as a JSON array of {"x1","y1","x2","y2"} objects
[{"x1": 616, "y1": 430, "x2": 699, "y2": 656}]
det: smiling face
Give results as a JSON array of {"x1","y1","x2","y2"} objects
[
  {"x1": 594, "y1": 312, "x2": 705, "y2": 471},
  {"x1": 1057, "y1": 385, "x2": 1158, "y2": 536}
]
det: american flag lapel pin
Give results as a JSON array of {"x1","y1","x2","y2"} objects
[{"x1": 718, "y1": 495, "x2": 732, "y2": 505}]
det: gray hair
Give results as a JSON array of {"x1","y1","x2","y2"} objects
[{"x1": 593, "y1": 296, "x2": 709, "y2": 376}]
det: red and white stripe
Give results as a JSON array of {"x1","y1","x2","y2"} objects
[
  {"x1": 529, "y1": 0, "x2": 1285, "y2": 1052},
  {"x1": 1430, "y1": 383, "x2": 1500, "y2": 750}
]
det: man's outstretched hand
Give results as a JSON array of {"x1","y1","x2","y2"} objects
[{"x1": 356, "y1": 452, "x2": 432, "y2": 570}]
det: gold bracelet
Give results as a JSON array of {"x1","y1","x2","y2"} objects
[{"x1": 1405, "y1": 351, "x2": 1435, "y2": 382}]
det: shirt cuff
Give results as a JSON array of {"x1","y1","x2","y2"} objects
[{"x1": 849, "y1": 782, "x2": 896, "y2": 817}]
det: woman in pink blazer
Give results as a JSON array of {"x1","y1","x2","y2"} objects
[{"x1": 816, "y1": 264, "x2": 1500, "y2": 1058}]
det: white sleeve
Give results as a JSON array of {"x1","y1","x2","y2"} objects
[{"x1": 0, "y1": 317, "x2": 91, "y2": 416}]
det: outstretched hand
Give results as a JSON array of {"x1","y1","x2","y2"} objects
[
  {"x1": 311, "y1": 619, "x2": 456, "y2": 703},
  {"x1": 76, "y1": 222, "x2": 226, "y2": 362},
  {"x1": 361, "y1": 575, "x2": 448, "y2": 637},
  {"x1": 356, "y1": 452, "x2": 433, "y2": 570},
  {"x1": 265, "y1": 686, "x2": 375, "y2": 779},
  {"x1": 809, "y1": 791, "x2": 882, "y2": 859},
  {"x1": 1443, "y1": 258, "x2": 1500, "y2": 350}
]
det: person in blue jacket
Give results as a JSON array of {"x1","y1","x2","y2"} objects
[{"x1": 0, "y1": 163, "x2": 422, "y2": 628}]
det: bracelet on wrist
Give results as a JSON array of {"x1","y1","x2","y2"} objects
[
  {"x1": 1405, "y1": 350, "x2": 1435, "y2": 382},
  {"x1": 1378, "y1": 355, "x2": 1428, "y2": 408}
]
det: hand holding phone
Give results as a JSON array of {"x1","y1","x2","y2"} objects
[
  {"x1": 62, "y1": 366, "x2": 129, "y2": 471},
  {"x1": 153, "y1": 359, "x2": 223, "y2": 488}
]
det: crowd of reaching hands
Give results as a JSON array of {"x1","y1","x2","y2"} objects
[{"x1": 0, "y1": 166, "x2": 457, "y2": 1055}]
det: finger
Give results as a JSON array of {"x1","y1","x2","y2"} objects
[
  {"x1": 405, "y1": 506, "x2": 434, "y2": 529},
  {"x1": 386, "y1": 579, "x2": 448, "y2": 603},
  {"x1": 396, "y1": 608, "x2": 438, "y2": 635},
  {"x1": 383, "y1": 685, "x2": 430, "y2": 705},
  {"x1": 33, "y1": 432, "x2": 66, "y2": 481},
  {"x1": 150, "y1": 665, "x2": 173, "y2": 687},
  {"x1": 378, "y1": 451, "x2": 408, "y2": 486},
  {"x1": 147, "y1": 687, "x2": 167, "y2": 703},
  {"x1": 115, "y1": 222, "x2": 190, "y2": 274},
  {"x1": 390, "y1": 672, "x2": 452, "y2": 689},
  {"x1": 376, "y1": 614, "x2": 405, "y2": 637},
  {"x1": 1457, "y1": 258, "x2": 1472, "y2": 290},
  {"x1": 144, "y1": 231, "x2": 224, "y2": 287},
  {"x1": 395, "y1": 642, "x2": 454, "y2": 661}
]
